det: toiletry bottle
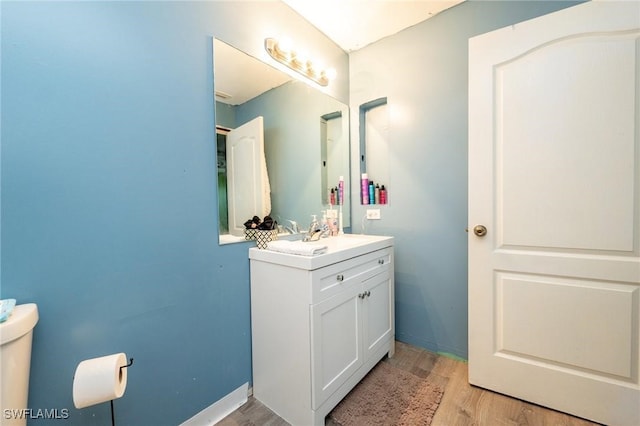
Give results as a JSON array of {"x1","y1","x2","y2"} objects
[
  {"x1": 338, "y1": 176, "x2": 344, "y2": 206},
  {"x1": 330, "y1": 188, "x2": 336, "y2": 206},
  {"x1": 369, "y1": 180, "x2": 375, "y2": 204},
  {"x1": 327, "y1": 209, "x2": 338, "y2": 236},
  {"x1": 320, "y1": 211, "x2": 329, "y2": 237},
  {"x1": 361, "y1": 173, "x2": 369, "y2": 204},
  {"x1": 375, "y1": 184, "x2": 380, "y2": 204},
  {"x1": 380, "y1": 185, "x2": 387, "y2": 204}
]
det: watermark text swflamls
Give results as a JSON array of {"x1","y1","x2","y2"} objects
[{"x1": 3, "y1": 408, "x2": 70, "y2": 420}]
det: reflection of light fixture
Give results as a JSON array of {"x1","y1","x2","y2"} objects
[{"x1": 265, "y1": 37, "x2": 336, "y2": 87}]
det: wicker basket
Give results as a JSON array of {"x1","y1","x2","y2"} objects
[
  {"x1": 255, "y1": 229, "x2": 278, "y2": 249},
  {"x1": 244, "y1": 229, "x2": 257, "y2": 241}
]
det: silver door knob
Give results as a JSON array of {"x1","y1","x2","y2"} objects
[{"x1": 473, "y1": 225, "x2": 487, "y2": 237}]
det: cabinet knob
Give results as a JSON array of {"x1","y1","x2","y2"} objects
[
  {"x1": 378, "y1": 259, "x2": 384, "y2": 265},
  {"x1": 336, "y1": 274, "x2": 344, "y2": 282},
  {"x1": 358, "y1": 293, "x2": 364, "y2": 299},
  {"x1": 366, "y1": 290, "x2": 371, "y2": 297}
]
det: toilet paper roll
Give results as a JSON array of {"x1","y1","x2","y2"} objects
[{"x1": 72, "y1": 353, "x2": 128, "y2": 409}]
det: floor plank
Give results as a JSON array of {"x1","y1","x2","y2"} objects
[{"x1": 217, "y1": 341, "x2": 601, "y2": 426}]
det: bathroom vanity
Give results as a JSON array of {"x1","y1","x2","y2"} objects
[{"x1": 249, "y1": 234, "x2": 394, "y2": 425}]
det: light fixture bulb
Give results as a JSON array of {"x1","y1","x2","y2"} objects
[
  {"x1": 264, "y1": 37, "x2": 332, "y2": 87},
  {"x1": 276, "y1": 37, "x2": 292, "y2": 57},
  {"x1": 292, "y1": 50, "x2": 309, "y2": 71}
]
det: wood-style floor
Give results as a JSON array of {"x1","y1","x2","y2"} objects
[{"x1": 217, "y1": 341, "x2": 601, "y2": 426}]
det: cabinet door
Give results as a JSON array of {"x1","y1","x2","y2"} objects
[
  {"x1": 310, "y1": 284, "x2": 362, "y2": 409},
  {"x1": 362, "y1": 269, "x2": 393, "y2": 360}
]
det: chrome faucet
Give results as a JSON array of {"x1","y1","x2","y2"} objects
[{"x1": 284, "y1": 220, "x2": 300, "y2": 235}]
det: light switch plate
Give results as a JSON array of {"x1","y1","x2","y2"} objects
[{"x1": 366, "y1": 209, "x2": 381, "y2": 220}]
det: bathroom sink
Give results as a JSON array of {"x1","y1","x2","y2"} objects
[{"x1": 249, "y1": 234, "x2": 393, "y2": 270}]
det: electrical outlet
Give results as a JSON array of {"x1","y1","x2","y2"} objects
[{"x1": 366, "y1": 209, "x2": 381, "y2": 220}]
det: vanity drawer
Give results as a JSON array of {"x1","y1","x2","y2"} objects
[{"x1": 311, "y1": 247, "x2": 392, "y2": 304}]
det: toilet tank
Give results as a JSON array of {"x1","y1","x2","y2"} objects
[{"x1": 0, "y1": 303, "x2": 39, "y2": 426}]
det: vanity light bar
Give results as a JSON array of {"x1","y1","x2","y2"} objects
[{"x1": 264, "y1": 37, "x2": 335, "y2": 87}]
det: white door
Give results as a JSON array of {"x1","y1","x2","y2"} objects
[
  {"x1": 226, "y1": 116, "x2": 271, "y2": 236},
  {"x1": 468, "y1": 2, "x2": 640, "y2": 425}
]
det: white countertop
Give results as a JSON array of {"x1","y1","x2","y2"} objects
[{"x1": 248, "y1": 234, "x2": 393, "y2": 270}]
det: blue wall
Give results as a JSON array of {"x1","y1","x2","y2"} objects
[
  {"x1": 1, "y1": 2, "x2": 346, "y2": 425},
  {"x1": 348, "y1": 0, "x2": 582, "y2": 358}
]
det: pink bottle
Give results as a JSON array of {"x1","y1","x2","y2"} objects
[{"x1": 361, "y1": 173, "x2": 369, "y2": 205}]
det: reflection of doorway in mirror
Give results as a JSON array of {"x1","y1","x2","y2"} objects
[{"x1": 216, "y1": 126, "x2": 230, "y2": 234}]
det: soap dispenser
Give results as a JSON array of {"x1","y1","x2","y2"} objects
[
  {"x1": 310, "y1": 214, "x2": 319, "y2": 232},
  {"x1": 304, "y1": 215, "x2": 322, "y2": 241}
]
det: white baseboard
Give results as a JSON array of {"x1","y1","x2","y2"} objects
[{"x1": 180, "y1": 382, "x2": 248, "y2": 426}]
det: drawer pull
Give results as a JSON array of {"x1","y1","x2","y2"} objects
[
  {"x1": 336, "y1": 274, "x2": 344, "y2": 282},
  {"x1": 378, "y1": 259, "x2": 385, "y2": 265},
  {"x1": 358, "y1": 293, "x2": 364, "y2": 299},
  {"x1": 365, "y1": 290, "x2": 371, "y2": 298}
]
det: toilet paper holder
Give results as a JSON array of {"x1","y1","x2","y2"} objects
[
  {"x1": 111, "y1": 357, "x2": 134, "y2": 426},
  {"x1": 73, "y1": 354, "x2": 135, "y2": 425},
  {"x1": 120, "y1": 357, "x2": 134, "y2": 371}
]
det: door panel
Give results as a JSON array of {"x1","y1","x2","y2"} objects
[
  {"x1": 497, "y1": 273, "x2": 637, "y2": 379},
  {"x1": 363, "y1": 270, "x2": 392, "y2": 358},
  {"x1": 496, "y1": 31, "x2": 637, "y2": 252},
  {"x1": 310, "y1": 286, "x2": 362, "y2": 409},
  {"x1": 468, "y1": 2, "x2": 640, "y2": 425}
]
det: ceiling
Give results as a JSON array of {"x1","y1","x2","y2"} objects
[{"x1": 282, "y1": 0, "x2": 465, "y2": 52}]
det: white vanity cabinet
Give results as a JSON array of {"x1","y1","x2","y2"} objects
[{"x1": 249, "y1": 235, "x2": 394, "y2": 426}]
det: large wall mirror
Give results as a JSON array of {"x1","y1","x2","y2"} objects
[{"x1": 213, "y1": 38, "x2": 351, "y2": 244}]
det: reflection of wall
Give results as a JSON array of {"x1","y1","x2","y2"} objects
[
  {"x1": 236, "y1": 81, "x2": 351, "y2": 227},
  {"x1": 326, "y1": 119, "x2": 345, "y2": 187},
  {"x1": 216, "y1": 102, "x2": 236, "y2": 129}
]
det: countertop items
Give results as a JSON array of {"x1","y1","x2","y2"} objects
[{"x1": 266, "y1": 240, "x2": 328, "y2": 256}]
